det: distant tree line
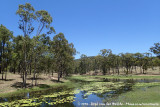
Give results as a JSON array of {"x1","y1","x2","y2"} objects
[{"x1": 74, "y1": 48, "x2": 160, "y2": 75}]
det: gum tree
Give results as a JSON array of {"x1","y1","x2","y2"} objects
[
  {"x1": 0, "y1": 25, "x2": 13, "y2": 80},
  {"x1": 52, "y1": 33, "x2": 75, "y2": 82},
  {"x1": 16, "y1": 3, "x2": 36, "y2": 87},
  {"x1": 150, "y1": 43, "x2": 160, "y2": 58},
  {"x1": 99, "y1": 49, "x2": 112, "y2": 75},
  {"x1": 16, "y1": 3, "x2": 55, "y2": 87}
]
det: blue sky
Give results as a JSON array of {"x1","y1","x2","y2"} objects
[{"x1": 0, "y1": 0, "x2": 160, "y2": 59}]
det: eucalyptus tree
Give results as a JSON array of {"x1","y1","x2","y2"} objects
[
  {"x1": 33, "y1": 8, "x2": 55, "y2": 85},
  {"x1": 152, "y1": 57, "x2": 160, "y2": 71},
  {"x1": 31, "y1": 34, "x2": 54, "y2": 86},
  {"x1": 52, "y1": 33, "x2": 75, "y2": 82},
  {"x1": 133, "y1": 53, "x2": 143, "y2": 73},
  {"x1": 16, "y1": 3, "x2": 55, "y2": 87},
  {"x1": 150, "y1": 43, "x2": 160, "y2": 71},
  {"x1": 5, "y1": 41, "x2": 13, "y2": 79},
  {"x1": 94, "y1": 55, "x2": 102, "y2": 72},
  {"x1": 150, "y1": 43, "x2": 160, "y2": 58},
  {"x1": 73, "y1": 59, "x2": 81, "y2": 74},
  {"x1": 141, "y1": 53, "x2": 151, "y2": 74},
  {"x1": 120, "y1": 53, "x2": 134, "y2": 75},
  {"x1": 0, "y1": 25, "x2": 13, "y2": 80},
  {"x1": 112, "y1": 55, "x2": 122, "y2": 75},
  {"x1": 79, "y1": 54, "x2": 88, "y2": 74},
  {"x1": 33, "y1": 9, "x2": 55, "y2": 77},
  {"x1": 40, "y1": 35, "x2": 53, "y2": 76},
  {"x1": 12, "y1": 35, "x2": 24, "y2": 75},
  {"x1": 141, "y1": 57, "x2": 149, "y2": 74},
  {"x1": 108, "y1": 54, "x2": 117, "y2": 74},
  {"x1": 31, "y1": 36, "x2": 42, "y2": 84},
  {"x1": 99, "y1": 49, "x2": 112, "y2": 75},
  {"x1": 16, "y1": 3, "x2": 36, "y2": 87},
  {"x1": 64, "y1": 43, "x2": 76, "y2": 76}
]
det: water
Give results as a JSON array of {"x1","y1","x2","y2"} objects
[{"x1": 0, "y1": 78, "x2": 160, "y2": 107}]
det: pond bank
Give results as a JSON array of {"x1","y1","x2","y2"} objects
[
  {"x1": 0, "y1": 75, "x2": 160, "y2": 106},
  {"x1": 0, "y1": 80, "x2": 76, "y2": 98},
  {"x1": 1, "y1": 74, "x2": 160, "y2": 98}
]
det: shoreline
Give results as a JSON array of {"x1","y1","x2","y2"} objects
[{"x1": 0, "y1": 74, "x2": 160, "y2": 98}]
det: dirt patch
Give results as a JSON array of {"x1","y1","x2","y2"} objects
[{"x1": 0, "y1": 73, "x2": 63, "y2": 94}]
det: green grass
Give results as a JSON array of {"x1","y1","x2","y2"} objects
[
  {"x1": 72, "y1": 75, "x2": 160, "y2": 80},
  {"x1": 0, "y1": 80, "x2": 75, "y2": 98},
  {"x1": 0, "y1": 76, "x2": 86, "y2": 98},
  {"x1": 1, "y1": 74, "x2": 160, "y2": 99},
  {"x1": 113, "y1": 86, "x2": 160, "y2": 107},
  {"x1": 67, "y1": 75, "x2": 101, "y2": 82}
]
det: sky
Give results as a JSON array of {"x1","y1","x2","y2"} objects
[{"x1": 0, "y1": 0, "x2": 160, "y2": 59}]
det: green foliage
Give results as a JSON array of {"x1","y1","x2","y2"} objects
[
  {"x1": 16, "y1": 3, "x2": 35, "y2": 36},
  {"x1": 15, "y1": 3, "x2": 57, "y2": 87},
  {"x1": 150, "y1": 42, "x2": 160, "y2": 58},
  {"x1": 74, "y1": 51, "x2": 158, "y2": 75},
  {"x1": 0, "y1": 24, "x2": 13, "y2": 79},
  {"x1": 52, "y1": 33, "x2": 76, "y2": 81}
]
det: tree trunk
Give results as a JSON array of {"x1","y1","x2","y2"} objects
[
  {"x1": 2, "y1": 71, "x2": 3, "y2": 80},
  {"x1": 29, "y1": 64, "x2": 32, "y2": 75},
  {"x1": 143, "y1": 69, "x2": 145, "y2": 74},
  {"x1": 117, "y1": 68, "x2": 119, "y2": 75},
  {"x1": 13, "y1": 67, "x2": 16, "y2": 74},
  {"x1": 108, "y1": 68, "x2": 110, "y2": 75},
  {"x1": 24, "y1": 71, "x2": 27, "y2": 88},
  {"x1": 58, "y1": 71, "x2": 60, "y2": 82},
  {"x1": 34, "y1": 58, "x2": 36, "y2": 80},
  {"x1": 60, "y1": 64, "x2": 63, "y2": 78},
  {"x1": 140, "y1": 66, "x2": 142, "y2": 74},
  {"x1": 35, "y1": 73, "x2": 37, "y2": 86},
  {"x1": 18, "y1": 63, "x2": 21, "y2": 74},
  {"x1": 135, "y1": 66, "x2": 137, "y2": 74},
  {"x1": 1, "y1": 42, "x2": 4, "y2": 80},
  {"x1": 52, "y1": 70, "x2": 53, "y2": 77},
  {"x1": 126, "y1": 67, "x2": 129, "y2": 75},
  {"x1": 112, "y1": 68, "x2": 114, "y2": 74},
  {"x1": 32, "y1": 77, "x2": 33, "y2": 87},
  {"x1": 45, "y1": 70, "x2": 47, "y2": 76},
  {"x1": 130, "y1": 66, "x2": 133, "y2": 74},
  {"x1": 5, "y1": 71, "x2": 7, "y2": 81},
  {"x1": 60, "y1": 71, "x2": 62, "y2": 78},
  {"x1": 22, "y1": 71, "x2": 25, "y2": 88},
  {"x1": 103, "y1": 68, "x2": 106, "y2": 75},
  {"x1": 48, "y1": 65, "x2": 50, "y2": 74}
]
